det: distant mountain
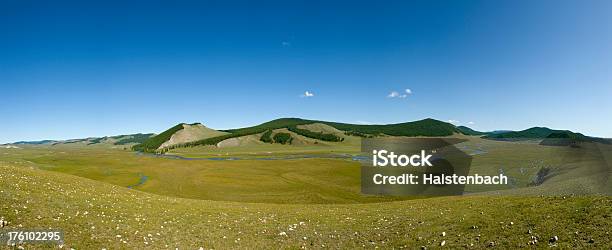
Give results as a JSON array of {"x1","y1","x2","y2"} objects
[
  {"x1": 539, "y1": 132, "x2": 586, "y2": 146},
  {"x1": 9, "y1": 133, "x2": 154, "y2": 147},
  {"x1": 484, "y1": 127, "x2": 607, "y2": 144},
  {"x1": 456, "y1": 126, "x2": 487, "y2": 136},
  {"x1": 489, "y1": 130, "x2": 514, "y2": 134},
  {"x1": 133, "y1": 118, "x2": 468, "y2": 153},
  {"x1": 541, "y1": 131, "x2": 610, "y2": 145},
  {"x1": 12, "y1": 118, "x2": 605, "y2": 153},
  {"x1": 321, "y1": 118, "x2": 462, "y2": 137},
  {"x1": 484, "y1": 127, "x2": 580, "y2": 139},
  {"x1": 12, "y1": 140, "x2": 59, "y2": 145},
  {"x1": 113, "y1": 133, "x2": 156, "y2": 145}
]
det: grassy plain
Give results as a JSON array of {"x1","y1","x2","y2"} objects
[
  {"x1": 1, "y1": 164, "x2": 610, "y2": 249},
  {"x1": 2, "y1": 137, "x2": 610, "y2": 203},
  {"x1": 0, "y1": 144, "x2": 390, "y2": 204},
  {"x1": 0, "y1": 136, "x2": 610, "y2": 248},
  {"x1": 5, "y1": 137, "x2": 610, "y2": 200}
]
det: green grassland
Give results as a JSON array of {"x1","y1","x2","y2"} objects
[
  {"x1": 1, "y1": 135, "x2": 610, "y2": 248},
  {"x1": 0, "y1": 145, "x2": 395, "y2": 204},
  {"x1": 1, "y1": 164, "x2": 610, "y2": 249},
  {"x1": 2, "y1": 137, "x2": 610, "y2": 204}
]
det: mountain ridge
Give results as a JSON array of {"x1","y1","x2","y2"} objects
[
  {"x1": 456, "y1": 126, "x2": 488, "y2": 136},
  {"x1": 483, "y1": 127, "x2": 608, "y2": 144},
  {"x1": 7, "y1": 119, "x2": 606, "y2": 150},
  {"x1": 133, "y1": 118, "x2": 467, "y2": 152},
  {"x1": 7, "y1": 133, "x2": 154, "y2": 146}
]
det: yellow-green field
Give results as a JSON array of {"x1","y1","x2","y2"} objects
[
  {"x1": 1, "y1": 164, "x2": 610, "y2": 249},
  {"x1": 0, "y1": 137, "x2": 610, "y2": 248},
  {"x1": 0, "y1": 145, "x2": 396, "y2": 204},
  {"x1": 2, "y1": 137, "x2": 609, "y2": 203}
]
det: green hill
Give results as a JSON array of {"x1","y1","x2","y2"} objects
[
  {"x1": 457, "y1": 126, "x2": 487, "y2": 136},
  {"x1": 11, "y1": 134, "x2": 154, "y2": 147},
  {"x1": 113, "y1": 133, "x2": 156, "y2": 145},
  {"x1": 485, "y1": 127, "x2": 561, "y2": 139},
  {"x1": 483, "y1": 127, "x2": 608, "y2": 144},
  {"x1": 222, "y1": 117, "x2": 462, "y2": 137},
  {"x1": 84, "y1": 133, "x2": 155, "y2": 145},
  {"x1": 485, "y1": 127, "x2": 584, "y2": 140},
  {"x1": 133, "y1": 119, "x2": 611, "y2": 153},
  {"x1": 322, "y1": 118, "x2": 461, "y2": 137},
  {"x1": 132, "y1": 123, "x2": 187, "y2": 152},
  {"x1": 13, "y1": 140, "x2": 59, "y2": 145},
  {"x1": 133, "y1": 123, "x2": 229, "y2": 152},
  {"x1": 133, "y1": 118, "x2": 465, "y2": 152},
  {"x1": 161, "y1": 118, "x2": 333, "y2": 149}
]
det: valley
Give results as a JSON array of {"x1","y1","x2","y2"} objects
[{"x1": 1, "y1": 118, "x2": 610, "y2": 248}]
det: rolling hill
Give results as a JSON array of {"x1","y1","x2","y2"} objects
[
  {"x1": 456, "y1": 126, "x2": 488, "y2": 136},
  {"x1": 222, "y1": 118, "x2": 464, "y2": 138},
  {"x1": 9, "y1": 133, "x2": 154, "y2": 147},
  {"x1": 483, "y1": 127, "x2": 608, "y2": 144},
  {"x1": 484, "y1": 127, "x2": 578, "y2": 139},
  {"x1": 12, "y1": 139, "x2": 59, "y2": 145},
  {"x1": 133, "y1": 118, "x2": 466, "y2": 152},
  {"x1": 131, "y1": 123, "x2": 228, "y2": 152}
]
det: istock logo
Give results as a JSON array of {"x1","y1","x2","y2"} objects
[
  {"x1": 372, "y1": 150, "x2": 433, "y2": 167},
  {"x1": 360, "y1": 138, "x2": 473, "y2": 196}
]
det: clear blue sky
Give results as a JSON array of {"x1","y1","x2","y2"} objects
[{"x1": 1, "y1": 0, "x2": 611, "y2": 143}]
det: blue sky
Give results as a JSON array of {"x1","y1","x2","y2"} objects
[{"x1": 1, "y1": 0, "x2": 611, "y2": 143}]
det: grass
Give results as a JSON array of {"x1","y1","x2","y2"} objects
[
  {"x1": 3, "y1": 137, "x2": 610, "y2": 203},
  {"x1": 0, "y1": 146, "x2": 396, "y2": 204},
  {"x1": 0, "y1": 164, "x2": 610, "y2": 249},
  {"x1": 1, "y1": 137, "x2": 610, "y2": 248}
]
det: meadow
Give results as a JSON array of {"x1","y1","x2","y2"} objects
[
  {"x1": 1, "y1": 164, "x2": 610, "y2": 249},
  {"x1": 2, "y1": 137, "x2": 608, "y2": 202},
  {"x1": 0, "y1": 145, "x2": 393, "y2": 204},
  {"x1": 0, "y1": 136, "x2": 610, "y2": 248}
]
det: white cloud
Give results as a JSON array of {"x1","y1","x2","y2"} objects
[
  {"x1": 447, "y1": 119, "x2": 460, "y2": 124},
  {"x1": 467, "y1": 121, "x2": 475, "y2": 125},
  {"x1": 301, "y1": 91, "x2": 314, "y2": 98},
  {"x1": 388, "y1": 91, "x2": 401, "y2": 98},
  {"x1": 355, "y1": 120, "x2": 374, "y2": 125},
  {"x1": 387, "y1": 88, "x2": 412, "y2": 98}
]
